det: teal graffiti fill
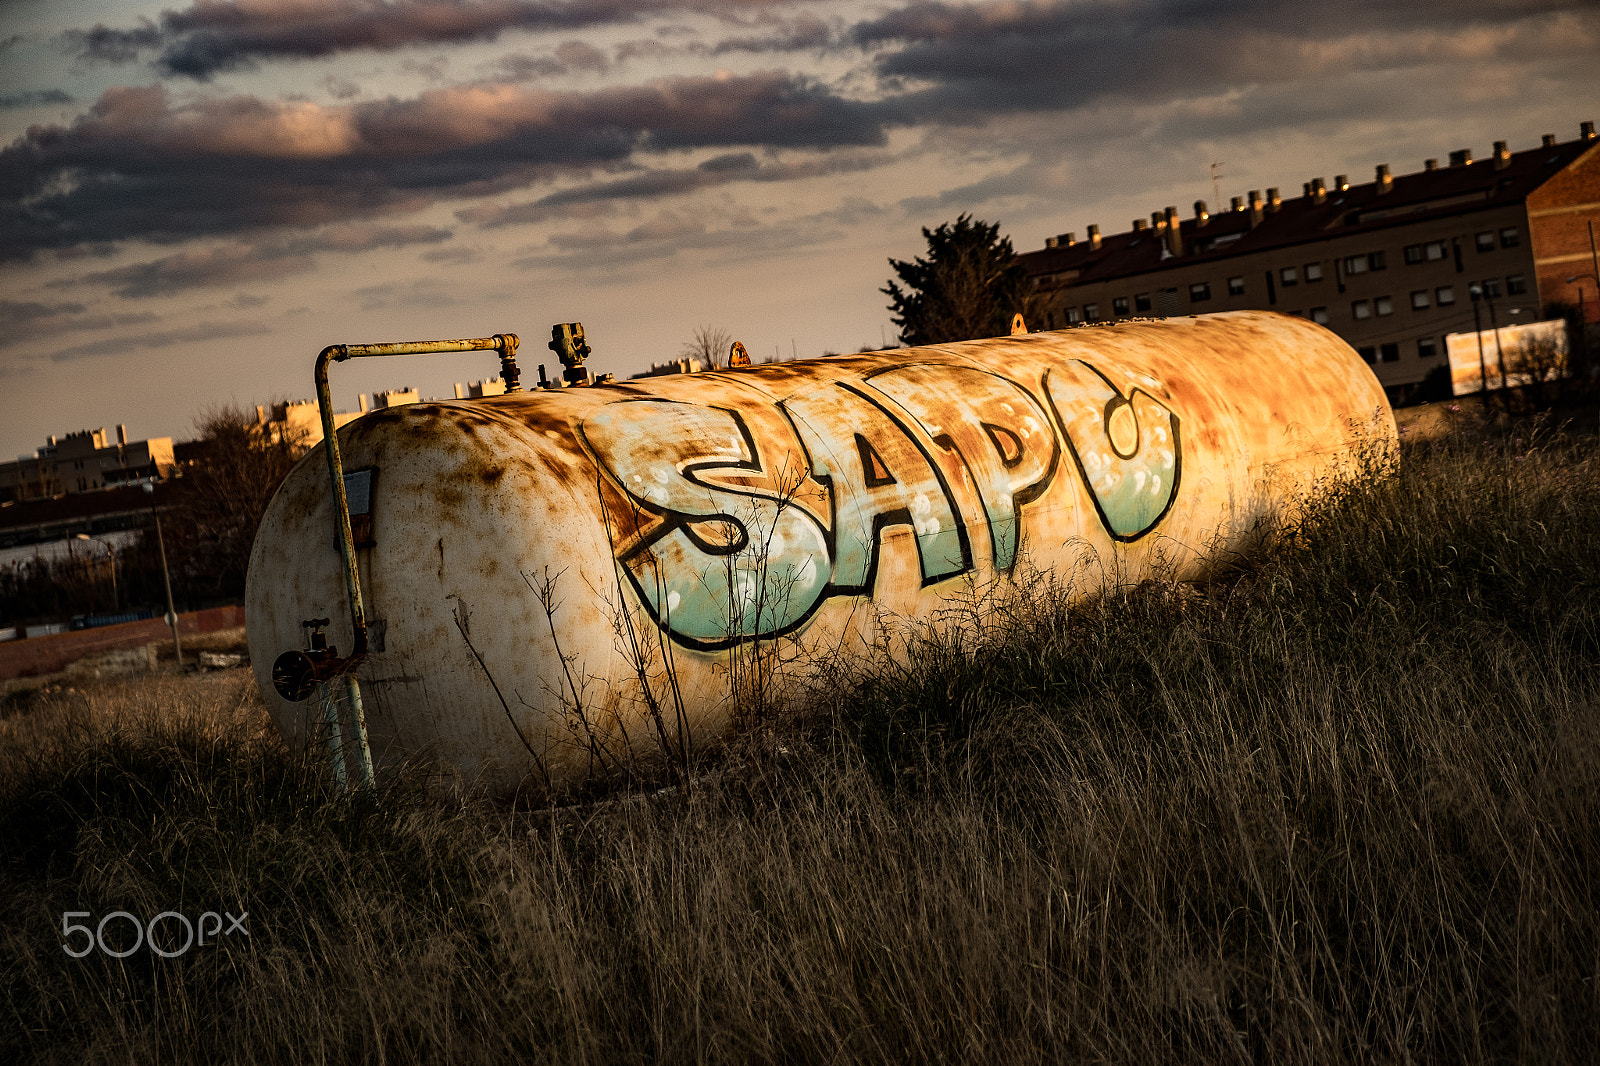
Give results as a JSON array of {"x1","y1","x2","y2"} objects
[
  {"x1": 1044, "y1": 363, "x2": 1181, "y2": 540},
  {"x1": 580, "y1": 400, "x2": 831, "y2": 648}
]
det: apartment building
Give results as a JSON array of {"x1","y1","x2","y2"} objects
[
  {"x1": 0, "y1": 426, "x2": 175, "y2": 504},
  {"x1": 1019, "y1": 122, "x2": 1600, "y2": 403}
]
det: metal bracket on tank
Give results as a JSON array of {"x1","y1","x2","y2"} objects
[{"x1": 308, "y1": 332, "x2": 522, "y2": 790}]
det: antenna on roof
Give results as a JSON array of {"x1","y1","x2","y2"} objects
[{"x1": 1209, "y1": 161, "x2": 1224, "y2": 210}]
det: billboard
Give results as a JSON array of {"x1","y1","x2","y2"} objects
[{"x1": 1446, "y1": 319, "x2": 1569, "y2": 396}]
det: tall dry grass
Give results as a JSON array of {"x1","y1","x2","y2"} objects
[{"x1": 2, "y1": 410, "x2": 1597, "y2": 1064}]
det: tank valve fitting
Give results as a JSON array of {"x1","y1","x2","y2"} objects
[
  {"x1": 549, "y1": 322, "x2": 591, "y2": 386},
  {"x1": 271, "y1": 618, "x2": 363, "y2": 702}
]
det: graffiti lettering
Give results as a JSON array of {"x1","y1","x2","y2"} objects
[
  {"x1": 867, "y1": 365, "x2": 1058, "y2": 573},
  {"x1": 1045, "y1": 362, "x2": 1180, "y2": 540},
  {"x1": 580, "y1": 400, "x2": 831, "y2": 647},
  {"x1": 581, "y1": 360, "x2": 1182, "y2": 647},
  {"x1": 781, "y1": 383, "x2": 969, "y2": 590}
]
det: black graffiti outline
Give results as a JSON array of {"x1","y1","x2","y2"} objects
[
  {"x1": 862, "y1": 362, "x2": 1061, "y2": 575},
  {"x1": 1041, "y1": 362, "x2": 1183, "y2": 543}
]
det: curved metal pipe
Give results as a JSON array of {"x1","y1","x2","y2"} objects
[{"x1": 312, "y1": 332, "x2": 521, "y2": 789}]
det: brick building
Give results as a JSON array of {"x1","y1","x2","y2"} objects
[{"x1": 1019, "y1": 121, "x2": 1599, "y2": 403}]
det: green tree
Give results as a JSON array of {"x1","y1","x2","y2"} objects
[{"x1": 883, "y1": 214, "x2": 1038, "y2": 345}]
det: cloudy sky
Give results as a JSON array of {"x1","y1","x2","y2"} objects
[{"x1": 3, "y1": 0, "x2": 1598, "y2": 459}]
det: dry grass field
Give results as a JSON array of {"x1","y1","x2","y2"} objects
[{"x1": 2, "y1": 405, "x2": 1598, "y2": 1064}]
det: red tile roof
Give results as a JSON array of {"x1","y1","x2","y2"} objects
[{"x1": 1018, "y1": 135, "x2": 1597, "y2": 286}]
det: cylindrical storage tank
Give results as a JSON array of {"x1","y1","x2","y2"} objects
[{"x1": 247, "y1": 311, "x2": 1394, "y2": 794}]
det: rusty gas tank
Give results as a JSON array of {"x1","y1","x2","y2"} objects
[{"x1": 246, "y1": 311, "x2": 1394, "y2": 794}]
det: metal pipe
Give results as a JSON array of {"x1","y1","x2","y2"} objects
[
  {"x1": 312, "y1": 332, "x2": 521, "y2": 790},
  {"x1": 142, "y1": 482, "x2": 183, "y2": 668}
]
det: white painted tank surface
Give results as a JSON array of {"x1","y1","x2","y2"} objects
[{"x1": 246, "y1": 311, "x2": 1395, "y2": 794}]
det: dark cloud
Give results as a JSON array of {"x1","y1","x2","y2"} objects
[
  {"x1": 351, "y1": 278, "x2": 461, "y2": 310},
  {"x1": 0, "y1": 75, "x2": 892, "y2": 259},
  {"x1": 67, "y1": 224, "x2": 453, "y2": 297},
  {"x1": 0, "y1": 298, "x2": 160, "y2": 349},
  {"x1": 48, "y1": 320, "x2": 271, "y2": 363},
  {"x1": 63, "y1": 0, "x2": 803, "y2": 80},
  {"x1": 67, "y1": 21, "x2": 161, "y2": 64},
  {"x1": 711, "y1": 11, "x2": 834, "y2": 53},
  {"x1": 419, "y1": 245, "x2": 483, "y2": 263},
  {"x1": 855, "y1": 0, "x2": 1599, "y2": 118},
  {"x1": 0, "y1": 90, "x2": 75, "y2": 109},
  {"x1": 495, "y1": 38, "x2": 609, "y2": 80},
  {"x1": 458, "y1": 149, "x2": 883, "y2": 226},
  {"x1": 322, "y1": 75, "x2": 363, "y2": 99}
]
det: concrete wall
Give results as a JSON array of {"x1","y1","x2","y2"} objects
[{"x1": 0, "y1": 604, "x2": 245, "y2": 680}]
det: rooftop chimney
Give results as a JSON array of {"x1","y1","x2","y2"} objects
[
  {"x1": 1059, "y1": 232, "x2": 1077, "y2": 247},
  {"x1": 1310, "y1": 177, "x2": 1327, "y2": 205},
  {"x1": 1133, "y1": 218, "x2": 1148, "y2": 231},
  {"x1": 1248, "y1": 189, "x2": 1264, "y2": 227},
  {"x1": 1230, "y1": 195, "x2": 1244, "y2": 212},
  {"x1": 1267, "y1": 187, "x2": 1282, "y2": 212},
  {"x1": 359, "y1": 394, "x2": 370, "y2": 414},
  {"x1": 1045, "y1": 236, "x2": 1058, "y2": 248},
  {"x1": 1302, "y1": 181, "x2": 1312, "y2": 198},
  {"x1": 1152, "y1": 210, "x2": 1166, "y2": 231},
  {"x1": 1448, "y1": 148, "x2": 1473, "y2": 167},
  {"x1": 1542, "y1": 133, "x2": 1557, "y2": 148},
  {"x1": 1164, "y1": 206, "x2": 1183, "y2": 256},
  {"x1": 1493, "y1": 140, "x2": 1510, "y2": 169},
  {"x1": 1375, "y1": 163, "x2": 1393, "y2": 193},
  {"x1": 1193, "y1": 200, "x2": 1209, "y2": 226},
  {"x1": 1335, "y1": 174, "x2": 1349, "y2": 192},
  {"x1": 116, "y1": 424, "x2": 127, "y2": 446},
  {"x1": 1424, "y1": 158, "x2": 1438, "y2": 171},
  {"x1": 1583, "y1": 121, "x2": 1596, "y2": 140},
  {"x1": 1087, "y1": 224, "x2": 1102, "y2": 250}
]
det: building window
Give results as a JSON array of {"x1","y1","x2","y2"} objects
[
  {"x1": 1135, "y1": 292, "x2": 1152, "y2": 312},
  {"x1": 1352, "y1": 299, "x2": 1371, "y2": 320},
  {"x1": 1113, "y1": 296, "x2": 1130, "y2": 316},
  {"x1": 1475, "y1": 231, "x2": 1495, "y2": 252},
  {"x1": 1380, "y1": 342, "x2": 1400, "y2": 362},
  {"x1": 1280, "y1": 267, "x2": 1298, "y2": 285},
  {"x1": 1481, "y1": 278, "x2": 1502, "y2": 298},
  {"x1": 1357, "y1": 345, "x2": 1377, "y2": 364},
  {"x1": 1304, "y1": 262, "x2": 1323, "y2": 282},
  {"x1": 1190, "y1": 281, "x2": 1211, "y2": 302},
  {"x1": 1404, "y1": 243, "x2": 1424, "y2": 265},
  {"x1": 1227, "y1": 276, "x2": 1245, "y2": 295},
  {"x1": 1310, "y1": 307, "x2": 1329, "y2": 324},
  {"x1": 1369, "y1": 250, "x2": 1387, "y2": 271},
  {"x1": 1084, "y1": 302, "x2": 1100, "y2": 321},
  {"x1": 1064, "y1": 306, "x2": 1082, "y2": 324},
  {"x1": 1418, "y1": 336, "x2": 1438, "y2": 358},
  {"x1": 1436, "y1": 285, "x2": 1455, "y2": 305},
  {"x1": 1506, "y1": 273, "x2": 1527, "y2": 295},
  {"x1": 1289, "y1": 309, "x2": 1304, "y2": 317},
  {"x1": 1411, "y1": 290, "x2": 1430, "y2": 310},
  {"x1": 1344, "y1": 255, "x2": 1369, "y2": 275},
  {"x1": 1500, "y1": 227, "x2": 1520, "y2": 248},
  {"x1": 1426, "y1": 240, "x2": 1448, "y2": 261},
  {"x1": 1375, "y1": 295, "x2": 1394, "y2": 316}
]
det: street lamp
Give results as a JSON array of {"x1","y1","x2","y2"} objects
[
  {"x1": 1470, "y1": 281, "x2": 1509, "y2": 393},
  {"x1": 141, "y1": 480, "x2": 183, "y2": 668},
  {"x1": 74, "y1": 534, "x2": 117, "y2": 612},
  {"x1": 1468, "y1": 282, "x2": 1491, "y2": 398}
]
